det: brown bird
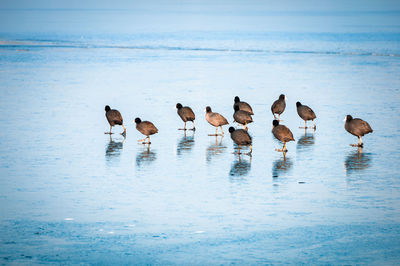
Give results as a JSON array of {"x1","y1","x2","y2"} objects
[
  {"x1": 105, "y1": 105, "x2": 126, "y2": 136},
  {"x1": 344, "y1": 115, "x2": 373, "y2": 147},
  {"x1": 205, "y1": 106, "x2": 229, "y2": 136},
  {"x1": 271, "y1": 94, "x2": 286, "y2": 120},
  {"x1": 272, "y1": 120, "x2": 295, "y2": 152},
  {"x1": 233, "y1": 105, "x2": 253, "y2": 130},
  {"x1": 233, "y1": 96, "x2": 254, "y2": 115},
  {"x1": 134, "y1": 118, "x2": 158, "y2": 144},
  {"x1": 176, "y1": 103, "x2": 196, "y2": 131},
  {"x1": 229, "y1": 127, "x2": 252, "y2": 156},
  {"x1": 296, "y1": 102, "x2": 317, "y2": 129}
]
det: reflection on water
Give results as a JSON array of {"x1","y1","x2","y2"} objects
[
  {"x1": 296, "y1": 130, "x2": 315, "y2": 152},
  {"x1": 272, "y1": 154, "x2": 293, "y2": 178},
  {"x1": 105, "y1": 135, "x2": 124, "y2": 163},
  {"x1": 176, "y1": 132, "x2": 195, "y2": 157},
  {"x1": 136, "y1": 145, "x2": 157, "y2": 167},
  {"x1": 206, "y1": 136, "x2": 226, "y2": 163},
  {"x1": 229, "y1": 156, "x2": 251, "y2": 178},
  {"x1": 344, "y1": 148, "x2": 372, "y2": 175}
]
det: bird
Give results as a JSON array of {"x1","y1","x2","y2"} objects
[
  {"x1": 104, "y1": 105, "x2": 126, "y2": 136},
  {"x1": 271, "y1": 94, "x2": 286, "y2": 120},
  {"x1": 205, "y1": 106, "x2": 229, "y2": 136},
  {"x1": 134, "y1": 118, "x2": 158, "y2": 144},
  {"x1": 176, "y1": 103, "x2": 196, "y2": 131},
  {"x1": 344, "y1": 115, "x2": 373, "y2": 147},
  {"x1": 233, "y1": 96, "x2": 254, "y2": 115},
  {"x1": 233, "y1": 105, "x2": 253, "y2": 130},
  {"x1": 272, "y1": 120, "x2": 295, "y2": 152},
  {"x1": 229, "y1": 127, "x2": 252, "y2": 156},
  {"x1": 296, "y1": 102, "x2": 317, "y2": 129}
]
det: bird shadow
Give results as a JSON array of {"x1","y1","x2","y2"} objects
[
  {"x1": 176, "y1": 131, "x2": 195, "y2": 157},
  {"x1": 206, "y1": 136, "x2": 227, "y2": 163},
  {"x1": 105, "y1": 135, "x2": 125, "y2": 163},
  {"x1": 344, "y1": 148, "x2": 372, "y2": 175},
  {"x1": 229, "y1": 155, "x2": 252, "y2": 178},
  {"x1": 296, "y1": 129, "x2": 315, "y2": 152},
  {"x1": 272, "y1": 153, "x2": 293, "y2": 178},
  {"x1": 136, "y1": 145, "x2": 157, "y2": 168}
]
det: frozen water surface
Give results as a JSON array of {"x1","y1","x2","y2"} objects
[{"x1": 1, "y1": 5, "x2": 400, "y2": 264}]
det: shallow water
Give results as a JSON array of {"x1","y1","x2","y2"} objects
[{"x1": 1, "y1": 5, "x2": 400, "y2": 264}]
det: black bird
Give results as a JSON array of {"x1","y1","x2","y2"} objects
[
  {"x1": 272, "y1": 120, "x2": 295, "y2": 152},
  {"x1": 233, "y1": 105, "x2": 253, "y2": 130},
  {"x1": 233, "y1": 96, "x2": 254, "y2": 115},
  {"x1": 344, "y1": 115, "x2": 373, "y2": 147},
  {"x1": 105, "y1": 105, "x2": 126, "y2": 135},
  {"x1": 296, "y1": 102, "x2": 316, "y2": 129},
  {"x1": 176, "y1": 103, "x2": 196, "y2": 131},
  {"x1": 271, "y1": 94, "x2": 286, "y2": 120},
  {"x1": 134, "y1": 118, "x2": 158, "y2": 144},
  {"x1": 205, "y1": 106, "x2": 229, "y2": 136},
  {"x1": 229, "y1": 127, "x2": 252, "y2": 156}
]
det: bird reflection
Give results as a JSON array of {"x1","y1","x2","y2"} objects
[
  {"x1": 229, "y1": 155, "x2": 251, "y2": 177},
  {"x1": 272, "y1": 153, "x2": 293, "y2": 178},
  {"x1": 176, "y1": 131, "x2": 195, "y2": 156},
  {"x1": 136, "y1": 145, "x2": 157, "y2": 167},
  {"x1": 206, "y1": 136, "x2": 226, "y2": 163},
  {"x1": 296, "y1": 129, "x2": 315, "y2": 152},
  {"x1": 344, "y1": 148, "x2": 372, "y2": 175},
  {"x1": 105, "y1": 135, "x2": 124, "y2": 162}
]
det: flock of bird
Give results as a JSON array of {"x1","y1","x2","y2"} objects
[{"x1": 105, "y1": 95, "x2": 373, "y2": 156}]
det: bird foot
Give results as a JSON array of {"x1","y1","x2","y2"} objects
[
  {"x1": 350, "y1": 144, "x2": 363, "y2": 147},
  {"x1": 233, "y1": 152, "x2": 242, "y2": 155},
  {"x1": 142, "y1": 142, "x2": 151, "y2": 145},
  {"x1": 245, "y1": 151, "x2": 252, "y2": 157},
  {"x1": 121, "y1": 132, "x2": 126, "y2": 137},
  {"x1": 178, "y1": 128, "x2": 187, "y2": 131},
  {"x1": 104, "y1": 132, "x2": 114, "y2": 135},
  {"x1": 208, "y1": 134, "x2": 223, "y2": 136},
  {"x1": 275, "y1": 148, "x2": 288, "y2": 152},
  {"x1": 189, "y1": 127, "x2": 196, "y2": 131}
]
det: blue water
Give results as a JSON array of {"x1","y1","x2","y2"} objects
[{"x1": 1, "y1": 6, "x2": 400, "y2": 264}]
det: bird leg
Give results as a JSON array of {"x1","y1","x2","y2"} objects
[
  {"x1": 275, "y1": 142, "x2": 288, "y2": 152},
  {"x1": 208, "y1": 126, "x2": 223, "y2": 136},
  {"x1": 245, "y1": 145, "x2": 252, "y2": 156},
  {"x1": 312, "y1": 120, "x2": 316, "y2": 130},
  {"x1": 179, "y1": 122, "x2": 187, "y2": 131},
  {"x1": 242, "y1": 122, "x2": 249, "y2": 131},
  {"x1": 142, "y1": 136, "x2": 151, "y2": 145},
  {"x1": 350, "y1": 137, "x2": 363, "y2": 147},
  {"x1": 190, "y1": 121, "x2": 196, "y2": 131},
  {"x1": 105, "y1": 125, "x2": 113, "y2": 134},
  {"x1": 220, "y1": 126, "x2": 224, "y2": 135},
  {"x1": 299, "y1": 121, "x2": 308, "y2": 129},
  {"x1": 121, "y1": 125, "x2": 126, "y2": 136},
  {"x1": 233, "y1": 145, "x2": 242, "y2": 155},
  {"x1": 137, "y1": 137, "x2": 147, "y2": 142}
]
